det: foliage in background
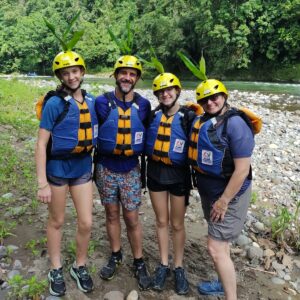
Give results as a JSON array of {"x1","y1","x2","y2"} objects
[{"x1": 0, "y1": 0, "x2": 299, "y2": 80}]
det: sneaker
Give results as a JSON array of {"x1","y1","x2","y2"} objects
[
  {"x1": 134, "y1": 261, "x2": 152, "y2": 290},
  {"x1": 197, "y1": 279, "x2": 224, "y2": 295},
  {"x1": 152, "y1": 263, "x2": 170, "y2": 291},
  {"x1": 48, "y1": 267, "x2": 66, "y2": 296},
  {"x1": 174, "y1": 267, "x2": 189, "y2": 295},
  {"x1": 99, "y1": 254, "x2": 122, "y2": 280},
  {"x1": 70, "y1": 265, "x2": 94, "y2": 293}
]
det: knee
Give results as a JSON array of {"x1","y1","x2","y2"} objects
[
  {"x1": 125, "y1": 216, "x2": 139, "y2": 231},
  {"x1": 171, "y1": 221, "x2": 184, "y2": 233},
  {"x1": 156, "y1": 218, "x2": 168, "y2": 230},
  {"x1": 207, "y1": 241, "x2": 227, "y2": 263},
  {"x1": 78, "y1": 218, "x2": 92, "y2": 234},
  {"x1": 48, "y1": 216, "x2": 64, "y2": 230},
  {"x1": 106, "y1": 210, "x2": 120, "y2": 224}
]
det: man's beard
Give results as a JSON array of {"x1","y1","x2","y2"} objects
[{"x1": 116, "y1": 79, "x2": 135, "y2": 94}]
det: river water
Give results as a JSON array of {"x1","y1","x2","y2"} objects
[{"x1": 4, "y1": 75, "x2": 300, "y2": 111}]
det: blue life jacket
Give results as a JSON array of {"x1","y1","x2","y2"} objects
[
  {"x1": 97, "y1": 92, "x2": 146, "y2": 156},
  {"x1": 188, "y1": 108, "x2": 253, "y2": 178},
  {"x1": 146, "y1": 108, "x2": 189, "y2": 166},
  {"x1": 50, "y1": 93, "x2": 98, "y2": 159}
]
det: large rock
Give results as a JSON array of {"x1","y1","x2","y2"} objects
[{"x1": 247, "y1": 246, "x2": 264, "y2": 260}]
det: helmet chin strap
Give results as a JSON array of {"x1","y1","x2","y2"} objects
[
  {"x1": 160, "y1": 93, "x2": 180, "y2": 114},
  {"x1": 207, "y1": 99, "x2": 228, "y2": 117},
  {"x1": 61, "y1": 79, "x2": 83, "y2": 94}
]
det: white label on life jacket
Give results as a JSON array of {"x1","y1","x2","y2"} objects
[
  {"x1": 94, "y1": 124, "x2": 98, "y2": 138},
  {"x1": 173, "y1": 139, "x2": 185, "y2": 153},
  {"x1": 135, "y1": 132, "x2": 143, "y2": 144},
  {"x1": 201, "y1": 150, "x2": 213, "y2": 165}
]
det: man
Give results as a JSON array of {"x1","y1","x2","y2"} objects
[{"x1": 94, "y1": 55, "x2": 152, "y2": 290}]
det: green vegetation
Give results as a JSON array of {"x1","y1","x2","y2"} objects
[
  {"x1": 0, "y1": 220, "x2": 16, "y2": 244},
  {"x1": 0, "y1": 0, "x2": 299, "y2": 81},
  {"x1": 271, "y1": 197, "x2": 300, "y2": 251},
  {"x1": 7, "y1": 274, "x2": 47, "y2": 300},
  {"x1": 25, "y1": 238, "x2": 47, "y2": 256}
]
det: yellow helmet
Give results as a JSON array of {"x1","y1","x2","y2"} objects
[
  {"x1": 152, "y1": 73, "x2": 182, "y2": 92},
  {"x1": 114, "y1": 55, "x2": 142, "y2": 75},
  {"x1": 195, "y1": 79, "x2": 228, "y2": 102},
  {"x1": 52, "y1": 51, "x2": 86, "y2": 73}
]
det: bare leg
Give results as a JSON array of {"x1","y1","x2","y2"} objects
[
  {"x1": 123, "y1": 208, "x2": 143, "y2": 258},
  {"x1": 149, "y1": 190, "x2": 169, "y2": 265},
  {"x1": 70, "y1": 181, "x2": 93, "y2": 266},
  {"x1": 47, "y1": 184, "x2": 68, "y2": 269},
  {"x1": 170, "y1": 194, "x2": 186, "y2": 268},
  {"x1": 105, "y1": 204, "x2": 121, "y2": 252},
  {"x1": 207, "y1": 237, "x2": 237, "y2": 300}
]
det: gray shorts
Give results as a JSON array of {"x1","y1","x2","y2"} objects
[
  {"x1": 47, "y1": 172, "x2": 92, "y2": 186},
  {"x1": 201, "y1": 185, "x2": 251, "y2": 241}
]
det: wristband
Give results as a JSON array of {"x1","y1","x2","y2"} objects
[{"x1": 38, "y1": 182, "x2": 49, "y2": 190}]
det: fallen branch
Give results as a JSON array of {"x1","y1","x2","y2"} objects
[{"x1": 245, "y1": 267, "x2": 276, "y2": 275}]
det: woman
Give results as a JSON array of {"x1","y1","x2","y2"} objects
[
  {"x1": 189, "y1": 79, "x2": 255, "y2": 300},
  {"x1": 145, "y1": 73, "x2": 196, "y2": 295},
  {"x1": 35, "y1": 51, "x2": 98, "y2": 296}
]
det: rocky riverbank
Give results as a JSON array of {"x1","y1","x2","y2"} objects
[{"x1": 0, "y1": 79, "x2": 299, "y2": 299}]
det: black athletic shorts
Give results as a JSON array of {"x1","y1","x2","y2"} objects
[{"x1": 147, "y1": 177, "x2": 190, "y2": 206}]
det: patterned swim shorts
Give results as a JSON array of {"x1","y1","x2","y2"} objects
[{"x1": 95, "y1": 164, "x2": 141, "y2": 211}]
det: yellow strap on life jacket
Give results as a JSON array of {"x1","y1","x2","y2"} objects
[
  {"x1": 188, "y1": 118, "x2": 201, "y2": 165},
  {"x1": 72, "y1": 101, "x2": 93, "y2": 154},
  {"x1": 113, "y1": 107, "x2": 133, "y2": 156},
  {"x1": 239, "y1": 107, "x2": 262, "y2": 134},
  {"x1": 35, "y1": 95, "x2": 45, "y2": 120},
  {"x1": 152, "y1": 114, "x2": 173, "y2": 165}
]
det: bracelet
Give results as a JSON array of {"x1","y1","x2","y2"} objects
[{"x1": 38, "y1": 182, "x2": 49, "y2": 190}]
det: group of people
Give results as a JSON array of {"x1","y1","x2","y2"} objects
[{"x1": 35, "y1": 50, "x2": 255, "y2": 300}]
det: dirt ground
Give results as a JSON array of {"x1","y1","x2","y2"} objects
[{"x1": 2, "y1": 186, "x2": 299, "y2": 300}]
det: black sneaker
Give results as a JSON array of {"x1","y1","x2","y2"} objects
[
  {"x1": 134, "y1": 261, "x2": 152, "y2": 290},
  {"x1": 70, "y1": 265, "x2": 94, "y2": 293},
  {"x1": 174, "y1": 267, "x2": 189, "y2": 295},
  {"x1": 152, "y1": 263, "x2": 170, "y2": 291},
  {"x1": 48, "y1": 267, "x2": 66, "y2": 296},
  {"x1": 99, "y1": 254, "x2": 122, "y2": 280}
]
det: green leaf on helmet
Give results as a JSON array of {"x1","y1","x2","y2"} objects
[
  {"x1": 66, "y1": 30, "x2": 84, "y2": 51},
  {"x1": 63, "y1": 11, "x2": 81, "y2": 41},
  {"x1": 177, "y1": 51, "x2": 207, "y2": 80},
  {"x1": 44, "y1": 11, "x2": 83, "y2": 51},
  {"x1": 199, "y1": 51, "x2": 206, "y2": 77}
]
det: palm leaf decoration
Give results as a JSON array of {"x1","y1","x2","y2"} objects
[
  {"x1": 107, "y1": 19, "x2": 134, "y2": 55},
  {"x1": 43, "y1": 11, "x2": 84, "y2": 51},
  {"x1": 140, "y1": 47, "x2": 165, "y2": 74},
  {"x1": 177, "y1": 51, "x2": 208, "y2": 81}
]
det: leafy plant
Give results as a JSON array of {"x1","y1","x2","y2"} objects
[
  {"x1": 250, "y1": 191, "x2": 258, "y2": 204},
  {"x1": 107, "y1": 19, "x2": 134, "y2": 55},
  {"x1": 8, "y1": 274, "x2": 47, "y2": 299},
  {"x1": 140, "y1": 47, "x2": 165, "y2": 74},
  {"x1": 65, "y1": 240, "x2": 76, "y2": 261},
  {"x1": 0, "y1": 220, "x2": 16, "y2": 245},
  {"x1": 271, "y1": 199, "x2": 300, "y2": 251},
  {"x1": 177, "y1": 50, "x2": 208, "y2": 81},
  {"x1": 26, "y1": 238, "x2": 47, "y2": 256},
  {"x1": 43, "y1": 11, "x2": 84, "y2": 51}
]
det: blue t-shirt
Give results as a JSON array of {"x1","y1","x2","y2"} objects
[
  {"x1": 196, "y1": 115, "x2": 255, "y2": 200},
  {"x1": 40, "y1": 96, "x2": 93, "y2": 178},
  {"x1": 95, "y1": 91, "x2": 151, "y2": 172}
]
